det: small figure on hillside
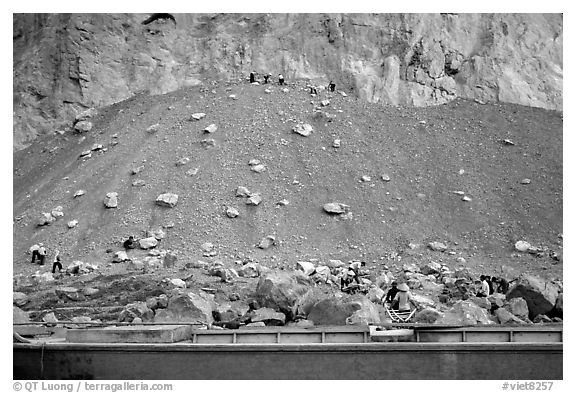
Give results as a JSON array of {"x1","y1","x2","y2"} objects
[
  {"x1": 52, "y1": 250, "x2": 63, "y2": 274},
  {"x1": 347, "y1": 260, "x2": 365, "y2": 284},
  {"x1": 263, "y1": 73, "x2": 271, "y2": 84},
  {"x1": 250, "y1": 72, "x2": 256, "y2": 84},
  {"x1": 381, "y1": 281, "x2": 399, "y2": 305},
  {"x1": 123, "y1": 236, "x2": 137, "y2": 250},
  {"x1": 30, "y1": 243, "x2": 41, "y2": 264},
  {"x1": 327, "y1": 81, "x2": 336, "y2": 92},
  {"x1": 34, "y1": 243, "x2": 47, "y2": 265},
  {"x1": 278, "y1": 74, "x2": 285, "y2": 85},
  {"x1": 491, "y1": 276, "x2": 509, "y2": 294},
  {"x1": 310, "y1": 85, "x2": 318, "y2": 95},
  {"x1": 476, "y1": 275, "x2": 490, "y2": 297},
  {"x1": 340, "y1": 270, "x2": 359, "y2": 294},
  {"x1": 391, "y1": 283, "x2": 418, "y2": 312}
]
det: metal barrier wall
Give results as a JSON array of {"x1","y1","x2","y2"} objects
[{"x1": 14, "y1": 342, "x2": 562, "y2": 380}]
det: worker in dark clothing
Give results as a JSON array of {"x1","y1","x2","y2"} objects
[
  {"x1": 30, "y1": 243, "x2": 42, "y2": 264},
  {"x1": 263, "y1": 73, "x2": 270, "y2": 84},
  {"x1": 381, "y1": 281, "x2": 399, "y2": 304},
  {"x1": 491, "y1": 276, "x2": 509, "y2": 294},
  {"x1": 52, "y1": 250, "x2": 63, "y2": 274},
  {"x1": 328, "y1": 81, "x2": 336, "y2": 92},
  {"x1": 485, "y1": 275, "x2": 495, "y2": 295},
  {"x1": 123, "y1": 236, "x2": 136, "y2": 250},
  {"x1": 278, "y1": 74, "x2": 285, "y2": 85},
  {"x1": 250, "y1": 72, "x2": 256, "y2": 83},
  {"x1": 36, "y1": 244, "x2": 47, "y2": 265}
]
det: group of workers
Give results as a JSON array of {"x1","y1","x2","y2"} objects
[
  {"x1": 248, "y1": 72, "x2": 336, "y2": 93},
  {"x1": 476, "y1": 275, "x2": 509, "y2": 297},
  {"x1": 29, "y1": 243, "x2": 62, "y2": 274}
]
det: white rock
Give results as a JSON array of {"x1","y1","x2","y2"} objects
[
  {"x1": 67, "y1": 220, "x2": 78, "y2": 228},
  {"x1": 515, "y1": 240, "x2": 532, "y2": 252},
  {"x1": 333, "y1": 139, "x2": 341, "y2": 148},
  {"x1": 139, "y1": 237, "x2": 158, "y2": 249},
  {"x1": 226, "y1": 207, "x2": 239, "y2": 218},
  {"x1": 251, "y1": 164, "x2": 266, "y2": 173},
  {"x1": 236, "y1": 186, "x2": 252, "y2": 197},
  {"x1": 170, "y1": 279, "x2": 187, "y2": 288},
  {"x1": 293, "y1": 124, "x2": 314, "y2": 137},
  {"x1": 361, "y1": 175, "x2": 371, "y2": 182},
  {"x1": 146, "y1": 123, "x2": 160, "y2": 133},
  {"x1": 521, "y1": 178, "x2": 531, "y2": 185},
  {"x1": 204, "y1": 124, "x2": 218, "y2": 133},
  {"x1": 74, "y1": 190, "x2": 85, "y2": 198},
  {"x1": 296, "y1": 261, "x2": 316, "y2": 276},
  {"x1": 104, "y1": 192, "x2": 118, "y2": 208},
  {"x1": 323, "y1": 202, "x2": 349, "y2": 214},
  {"x1": 191, "y1": 113, "x2": 206, "y2": 120},
  {"x1": 246, "y1": 194, "x2": 262, "y2": 206},
  {"x1": 156, "y1": 193, "x2": 178, "y2": 207}
]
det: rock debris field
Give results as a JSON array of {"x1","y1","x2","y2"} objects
[{"x1": 13, "y1": 79, "x2": 563, "y2": 328}]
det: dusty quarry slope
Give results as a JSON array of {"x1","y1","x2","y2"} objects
[{"x1": 13, "y1": 79, "x2": 563, "y2": 289}]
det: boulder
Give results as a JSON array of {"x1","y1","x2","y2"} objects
[
  {"x1": 326, "y1": 259, "x2": 346, "y2": 269},
  {"x1": 146, "y1": 123, "x2": 160, "y2": 133},
  {"x1": 83, "y1": 287, "x2": 100, "y2": 296},
  {"x1": 533, "y1": 314, "x2": 553, "y2": 324},
  {"x1": 322, "y1": 202, "x2": 349, "y2": 214},
  {"x1": 156, "y1": 193, "x2": 179, "y2": 208},
  {"x1": 251, "y1": 307, "x2": 286, "y2": 326},
  {"x1": 246, "y1": 194, "x2": 262, "y2": 206},
  {"x1": 402, "y1": 263, "x2": 420, "y2": 273},
  {"x1": 487, "y1": 293, "x2": 506, "y2": 308},
  {"x1": 42, "y1": 312, "x2": 58, "y2": 324},
  {"x1": 514, "y1": 240, "x2": 531, "y2": 252},
  {"x1": 434, "y1": 300, "x2": 496, "y2": 325},
  {"x1": 506, "y1": 274, "x2": 561, "y2": 319},
  {"x1": 112, "y1": 251, "x2": 130, "y2": 263},
  {"x1": 103, "y1": 192, "x2": 118, "y2": 208},
  {"x1": 255, "y1": 271, "x2": 314, "y2": 316},
  {"x1": 292, "y1": 123, "x2": 314, "y2": 137},
  {"x1": 420, "y1": 261, "x2": 442, "y2": 275},
  {"x1": 200, "y1": 242, "x2": 214, "y2": 253},
  {"x1": 505, "y1": 297, "x2": 530, "y2": 320},
  {"x1": 139, "y1": 237, "x2": 158, "y2": 249},
  {"x1": 67, "y1": 220, "x2": 78, "y2": 228},
  {"x1": 155, "y1": 292, "x2": 214, "y2": 325},
  {"x1": 146, "y1": 294, "x2": 169, "y2": 310},
  {"x1": 314, "y1": 265, "x2": 331, "y2": 283},
  {"x1": 469, "y1": 296, "x2": 492, "y2": 310},
  {"x1": 428, "y1": 242, "x2": 448, "y2": 252},
  {"x1": 38, "y1": 212, "x2": 56, "y2": 226},
  {"x1": 367, "y1": 287, "x2": 385, "y2": 303},
  {"x1": 13, "y1": 306, "x2": 30, "y2": 324},
  {"x1": 307, "y1": 297, "x2": 361, "y2": 325},
  {"x1": 118, "y1": 301, "x2": 154, "y2": 322},
  {"x1": 75, "y1": 107, "x2": 97, "y2": 123},
  {"x1": 238, "y1": 263, "x2": 260, "y2": 278},
  {"x1": 163, "y1": 252, "x2": 177, "y2": 268},
  {"x1": 74, "y1": 121, "x2": 93, "y2": 132},
  {"x1": 495, "y1": 308, "x2": 527, "y2": 325},
  {"x1": 251, "y1": 164, "x2": 267, "y2": 173},
  {"x1": 204, "y1": 124, "x2": 218, "y2": 133},
  {"x1": 13, "y1": 292, "x2": 29, "y2": 306},
  {"x1": 51, "y1": 206, "x2": 64, "y2": 218},
  {"x1": 296, "y1": 261, "x2": 316, "y2": 276},
  {"x1": 235, "y1": 186, "x2": 252, "y2": 197},
  {"x1": 292, "y1": 287, "x2": 332, "y2": 318},
  {"x1": 346, "y1": 296, "x2": 382, "y2": 325},
  {"x1": 191, "y1": 113, "x2": 206, "y2": 120},
  {"x1": 169, "y1": 278, "x2": 187, "y2": 289},
  {"x1": 32, "y1": 271, "x2": 55, "y2": 284},
  {"x1": 226, "y1": 207, "x2": 239, "y2": 218},
  {"x1": 413, "y1": 307, "x2": 444, "y2": 323},
  {"x1": 55, "y1": 287, "x2": 82, "y2": 301},
  {"x1": 257, "y1": 235, "x2": 276, "y2": 249}
]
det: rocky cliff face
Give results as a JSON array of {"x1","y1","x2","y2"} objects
[{"x1": 13, "y1": 13, "x2": 562, "y2": 150}]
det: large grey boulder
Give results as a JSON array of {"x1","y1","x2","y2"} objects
[
  {"x1": 292, "y1": 123, "x2": 313, "y2": 137},
  {"x1": 505, "y1": 297, "x2": 530, "y2": 320},
  {"x1": 139, "y1": 237, "x2": 158, "y2": 249},
  {"x1": 55, "y1": 287, "x2": 83, "y2": 301},
  {"x1": 506, "y1": 274, "x2": 561, "y2": 319},
  {"x1": 118, "y1": 301, "x2": 154, "y2": 322},
  {"x1": 323, "y1": 202, "x2": 349, "y2": 214},
  {"x1": 413, "y1": 307, "x2": 444, "y2": 323},
  {"x1": 255, "y1": 271, "x2": 314, "y2": 316},
  {"x1": 74, "y1": 107, "x2": 97, "y2": 123},
  {"x1": 295, "y1": 261, "x2": 316, "y2": 276},
  {"x1": 251, "y1": 307, "x2": 286, "y2": 326},
  {"x1": 154, "y1": 292, "x2": 214, "y2": 325},
  {"x1": 13, "y1": 306, "x2": 30, "y2": 324},
  {"x1": 307, "y1": 297, "x2": 361, "y2": 325},
  {"x1": 37, "y1": 212, "x2": 56, "y2": 226},
  {"x1": 420, "y1": 261, "x2": 442, "y2": 275},
  {"x1": 74, "y1": 120, "x2": 93, "y2": 133},
  {"x1": 345, "y1": 295, "x2": 382, "y2": 325},
  {"x1": 13, "y1": 292, "x2": 29, "y2": 307},
  {"x1": 156, "y1": 193, "x2": 179, "y2": 208},
  {"x1": 238, "y1": 263, "x2": 261, "y2": 278},
  {"x1": 495, "y1": 308, "x2": 528, "y2": 325},
  {"x1": 434, "y1": 300, "x2": 495, "y2": 325}
]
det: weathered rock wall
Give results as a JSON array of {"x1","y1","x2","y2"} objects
[{"x1": 13, "y1": 13, "x2": 562, "y2": 150}]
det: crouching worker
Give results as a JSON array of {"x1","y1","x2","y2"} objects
[{"x1": 123, "y1": 236, "x2": 137, "y2": 250}]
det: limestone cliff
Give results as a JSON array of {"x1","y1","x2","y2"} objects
[{"x1": 13, "y1": 13, "x2": 562, "y2": 150}]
